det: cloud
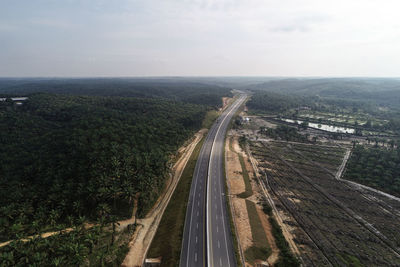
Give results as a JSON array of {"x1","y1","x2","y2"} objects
[
  {"x1": 270, "y1": 15, "x2": 330, "y2": 33},
  {"x1": 0, "y1": 23, "x2": 19, "y2": 32},
  {"x1": 29, "y1": 18, "x2": 75, "y2": 29}
]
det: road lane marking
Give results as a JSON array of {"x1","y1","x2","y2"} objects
[
  {"x1": 207, "y1": 96, "x2": 246, "y2": 267},
  {"x1": 195, "y1": 252, "x2": 197, "y2": 262},
  {"x1": 218, "y1": 240, "x2": 221, "y2": 248},
  {"x1": 185, "y1": 155, "x2": 203, "y2": 267},
  {"x1": 197, "y1": 223, "x2": 199, "y2": 229},
  {"x1": 196, "y1": 236, "x2": 198, "y2": 243}
]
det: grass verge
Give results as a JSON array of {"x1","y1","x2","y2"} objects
[
  {"x1": 237, "y1": 154, "x2": 253, "y2": 198},
  {"x1": 202, "y1": 109, "x2": 219, "y2": 129},
  {"x1": 268, "y1": 216, "x2": 300, "y2": 267},
  {"x1": 146, "y1": 137, "x2": 204, "y2": 267},
  {"x1": 244, "y1": 199, "x2": 271, "y2": 264}
]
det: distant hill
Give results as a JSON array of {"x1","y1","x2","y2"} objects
[
  {"x1": 0, "y1": 78, "x2": 232, "y2": 107},
  {"x1": 247, "y1": 78, "x2": 400, "y2": 108}
]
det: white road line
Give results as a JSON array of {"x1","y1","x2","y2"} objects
[
  {"x1": 207, "y1": 96, "x2": 245, "y2": 267},
  {"x1": 196, "y1": 236, "x2": 198, "y2": 243},
  {"x1": 197, "y1": 223, "x2": 199, "y2": 229},
  {"x1": 220, "y1": 258, "x2": 222, "y2": 266},
  {"x1": 186, "y1": 155, "x2": 203, "y2": 267},
  {"x1": 195, "y1": 252, "x2": 197, "y2": 262},
  {"x1": 218, "y1": 240, "x2": 221, "y2": 248},
  {"x1": 197, "y1": 211, "x2": 199, "y2": 216}
]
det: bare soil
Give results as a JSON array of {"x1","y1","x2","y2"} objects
[
  {"x1": 221, "y1": 97, "x2": 233, "y2": 111},
  {"x1": 226, "y1": 133, "x2": 281, "y2": 266}
]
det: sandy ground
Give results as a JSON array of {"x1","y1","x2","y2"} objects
[
  {"x1": 226, "y1": 135, "x2": 251, "y2": 260},
  {"x1": 0, "y1": 224, "x2": 94, "y2": 248},
  {"x1": 226, "y1": 133, "x2": 280, "y2": 266},
  {"x1": 121, "y1": 129, "x2": 206, "y2": 267},
  {"x1": 221, "y1": 97, "x2": 234, "y2": 111}
]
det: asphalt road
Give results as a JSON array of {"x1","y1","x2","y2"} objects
[{"x1": 180, "y1": 95, "x2": 246, "y2": 267}]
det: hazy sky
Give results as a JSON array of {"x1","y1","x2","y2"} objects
[{"x1": 1, "y1": 0, "x2": 400, "y2": 77}]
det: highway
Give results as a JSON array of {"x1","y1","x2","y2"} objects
[{"x1": 180, "y1": 94, "x2": 246, "y2": 267}]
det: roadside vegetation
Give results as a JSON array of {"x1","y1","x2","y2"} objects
[
  {"x1": 147, "y1": 138, "x2": 204, "y2": 266},
  {"x1": 237, "y1": 154, "x2": 253, "y2": 198},
  {"x1": 244, "y1": 200, "x2": 271, "y2": 264},
  {"x1": 202, "y1": 109, "x2": 219, "y2": 129},
  {"x1": 268, "y1": 216, "x2": 300, "y2": 267}
]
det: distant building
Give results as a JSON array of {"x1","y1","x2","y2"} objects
[
  {"x1": 240, "y1": 116, "x2": 250, "y2": 123},
  {"x1": 11, "y1": 97, "x2": 28, "y2": 101}
]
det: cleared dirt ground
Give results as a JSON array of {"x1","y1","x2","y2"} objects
[
  {"x1": 250, "y1": 139, "x2": 400, "y2": 266},
  {"x1": 226, "y1": 132, "x2": 280, "y2": 266}
]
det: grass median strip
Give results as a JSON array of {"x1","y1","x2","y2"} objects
[
  {"x1": 147, "y1": 137, "x2": 204, "y2": 267},
  {"x1": 245, "y1": 199, "x2": 271, "y2": 264},
  {"x1": 237, "y1": 154, "x2": 253, "y2": 198}
]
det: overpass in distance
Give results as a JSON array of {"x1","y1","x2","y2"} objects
[{"x1": 180, "y1": 94, "x2": 247, "y2": 267}]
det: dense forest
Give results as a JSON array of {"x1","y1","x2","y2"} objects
[
  {"x1": 0, "y1": 78, "x2": 231, "y2": 107},
  {"x1": 0, "y1": 92, "x2": 217, "y2": 242},
  {"x1": 246, "y1": 91, "x2": 312, "y2": 114},
  {"x1": 0, "y1": 79, "x2": 232, "y2": 265},
  {"x1": 248, "y1": 78, "x2": 400, "y2": 109},
  {"x1": 344, "y1": 145, "x2": 400, "y2": 197}
]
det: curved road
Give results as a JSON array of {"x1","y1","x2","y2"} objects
[{"x1": 180, "y1": 95, "x2": 246, "y2": 267}]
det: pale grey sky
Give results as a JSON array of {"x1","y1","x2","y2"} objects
[{"x1": 1, "y1": 0, "x2": 400, "y2": 77}]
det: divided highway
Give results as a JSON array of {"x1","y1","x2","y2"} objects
[{"x1": 180, "y1": 95, "x2": 246, "y2": 267}]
